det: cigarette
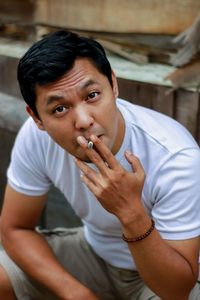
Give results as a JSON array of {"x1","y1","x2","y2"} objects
[{"x1": 87, "y1": 140, "x2": 93, "y2": 149}]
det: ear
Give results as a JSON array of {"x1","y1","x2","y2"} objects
[
  {"x1": 26, "y1": 106, "x2": 45, "y2": 130},
  {"x1": 111, "y1": 71, "x2": 119, "y2": 98}
]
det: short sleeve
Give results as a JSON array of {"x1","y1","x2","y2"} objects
[
  {"x1": 7, "y1": 118, "x2": 51, "y2": 196},
  {"x1": 151, "y1": 147, "x2": 200, "y2": 240}
]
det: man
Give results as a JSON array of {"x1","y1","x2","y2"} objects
[{"x1": 0, "y1": 30, "x2": 200, "y2": 300}]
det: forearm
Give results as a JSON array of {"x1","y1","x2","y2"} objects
[
  {"x1": 1, "y1": 228, "x2": 95, "y2": 300},
  {"x1": 121, "y1": 213, "x2": 197, "y2": 300}
]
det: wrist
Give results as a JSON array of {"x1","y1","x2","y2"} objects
[
  {"x1": 121, "y1": 210, "x2": 152, "y2": 238},
  {"x1": 122, "y1": 219, "x2": 155, "y2": 243}
]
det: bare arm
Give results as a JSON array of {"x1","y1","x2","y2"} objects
[
  {"x1": 75, "y1": 134, "x2": 200, "y2": 300},
  {"x1": 123, "y1": 217, "x2": 199, "y2": 300},
  {"x1": 1, "y1": 184, "x2": 101, "y2": 300}
]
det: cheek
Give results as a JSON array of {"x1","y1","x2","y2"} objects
[
  {"x1": 100, "y1": 98, "x2": 116, "y2": 120},
  {"x1": 43, "y1": 121, "x2": 71, "y2": 144},
  {"x1": 44, "y1": 117, "x2": 69, "y2": 133},
  {"x1": 104, "y1": 106, "x2": 118, "y2": 130}
]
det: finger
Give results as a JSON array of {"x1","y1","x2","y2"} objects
[
  {"x1": 75, "y1": 158, "x2": 98, "y2": 184},
  {"x1": 76, "y1": 136, "x2": 111, "y2": 175},
  {"x1": 90, "y1": 135, "x2": 120, "y2": 170},
  {"x1": 80, "y1": 173, "x2": 99, "y2": 196},
  {"x1": 125, "y1": 151, "x2": 145, "y2": 177}
]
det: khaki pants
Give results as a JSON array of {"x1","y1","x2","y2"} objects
[{"x1": 0, "y1": 227, "x2": 199, "y2": 300}]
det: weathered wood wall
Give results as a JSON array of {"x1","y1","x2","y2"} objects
[
  {"x1": 0, "y1": 0, "x2": 34, "y2": 23},
  {"x1": 0, "y1": 0, "x2": 199, "y2": 34},
  {"x1": 117, "y1": 78, "x2": 200, "y2": 144},
  {"x1": 34, "y1": 0, "x2": 200, "y2": 34}
]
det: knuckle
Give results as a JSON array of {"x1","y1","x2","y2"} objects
[
  {"x1": 84, "y1": 168, "x2": 93, "y2": 177},
  {"x1": 91, "y1": 151, "x2": 102, "y2": 164},
  {"x1": 115, "y1": 169, "x2": 125, "y2": 180},
  {"x1": 139, "y1": 171, "x2": 146, "y2": 182},
  {"x1": 96, "y1": 187, "x2": 104, "y2": 199},
  {"x1": 133, "y1": 155, "x2": 140, "y2": 164},
  {"x1": 105, "y1": 151, "x2": 112, "y2": 161}
]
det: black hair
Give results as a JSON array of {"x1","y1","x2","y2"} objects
[{"x1": 17, "y1": 30, "x2": 113, "y2": 117}]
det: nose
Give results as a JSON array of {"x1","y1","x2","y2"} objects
[{"x1": 74, "y1": 105, "x2": 94, "y2": 131}]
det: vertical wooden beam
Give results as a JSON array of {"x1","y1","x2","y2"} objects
[
  {"x1": 195, "y1": 93, "x2": 200, "y2": 145},
  {"x1": 174, "y1": 89, "x2": 199, "y2": 137},
  {"x1": 118, "y1": 78, "x2": 139, "y2": 104},
  {"x1": 153, "y1": 86, "x2": 174, "y2": 117}
]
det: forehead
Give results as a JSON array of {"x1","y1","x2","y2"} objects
[{"x1": 35, "y1": 58, "x2": 108, "y2": 99}]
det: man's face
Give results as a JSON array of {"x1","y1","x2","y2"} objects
[{"x1": 30, "y1": 58, "x2": 125, "y2": 162}]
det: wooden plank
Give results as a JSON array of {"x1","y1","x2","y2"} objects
[
  {"x1": 118, "y1": 79, "x2": 199, "y2": 142},
  {"x1": 195, "y1": 95, "x2": 200, "y2": 145},
  {"x1": 118, "y1": 79, "x2": 174, "y2": 117},
  {"x1": 118, "y1": 78, "x2": 139, "y2": 104},
  {"x1": 35, "y1": 0, "x2": 200, "y2": 34},
  {"x1": 153, "y1": 86, "x2": 174, "y2": 117},
  {"x1": 0, "y1": 0, "x2": 34, "y2": 23},
  {"x1": 118, "y1": 78, "x2": 158, "y2": 109},
  {"x1": 121, "y1": 81, "x2": 153, "y2": 107},
  {"x1": 96, "y1": 39, "x2": 148, "y2": 64},
  {"x1": 174, "y1": 90, "x2": 199, "y2": 137},
  {"x1": 136, "y1": 82, "x2": 157, "y2": 109}
]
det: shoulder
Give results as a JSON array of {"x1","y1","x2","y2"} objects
[
  {"x1": 16, "y1": 117, "x2": 48, "y2": 144},
  {"x1": 7, "y1": 118, "x2": 66, "y2": 195},
  {"x1": 14, "y1": 117, "x2": 58, "y2": 158},
  {"x1": 116, "y1": 98, "x2": 199, "y2": 155}
]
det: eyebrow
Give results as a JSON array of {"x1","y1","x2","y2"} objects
[
  {"x1": 79, "y1": 79, "x2": 97, "y2": 89},
  {"x1": 46, "y1": 95, "x2": 64, "y2": 107},
  {"x1": 46, "y1": 79, "x2": 99, "y2": 107}
]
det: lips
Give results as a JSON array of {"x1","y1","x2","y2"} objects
[
  {"x1": 97, "y1": 134, "x2": 104, "y2": 140},
  {"x1": 84, "y1": 134, "x2": 103, "y2": 141},
  {"x1": 86, "y1": 135, "x2": 103, "y2": 151}
]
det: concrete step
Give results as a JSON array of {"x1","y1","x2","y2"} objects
[
  {"x1": 0, "y1": 37, "x2": 30, "y2": 97},
  {"x1": 0, "y1": 92, "x2": 27, "y2": 132},
  {"x1": 0, "y1": 54, "x2": 21, "y2": 98}
]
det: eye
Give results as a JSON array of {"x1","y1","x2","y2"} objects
[
  {"x1": 53, "y1": 105, "x2": 69, "y2": 115},
  {"x1": 87, "y1": 91, "x2": 100, "y2": 101}
]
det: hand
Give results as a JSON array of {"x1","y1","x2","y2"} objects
[{"x1": 75, "y1": 135, "x2": 146, "y2": 223}]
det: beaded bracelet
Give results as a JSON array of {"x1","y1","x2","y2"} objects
[{"x1": 122, "y1": 219, "x2": 155, "y2": 243}]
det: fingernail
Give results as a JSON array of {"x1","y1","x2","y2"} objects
[
  {"x1": 90, "y1": 135, "x2": 97, "y2": 142},
  {"x1": 125, "y1": 150, "x2": 132, "y2": 156},
  {"x1": 77, "y1": 136, "x2": 87, "y2": 146}
]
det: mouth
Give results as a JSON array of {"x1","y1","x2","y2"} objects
[
  {"x1": 86, "y1": 135, "x2": 104, "y2": 154},
  {"x1": 75, "y1": 134, "x2": 106, "y2": 162},
  {"x1": 85, "y1": 134, "x2": 103, "y2": 143},
  {"x1": 75, "y1": 134, "x2": 104, "y2": 152}
]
